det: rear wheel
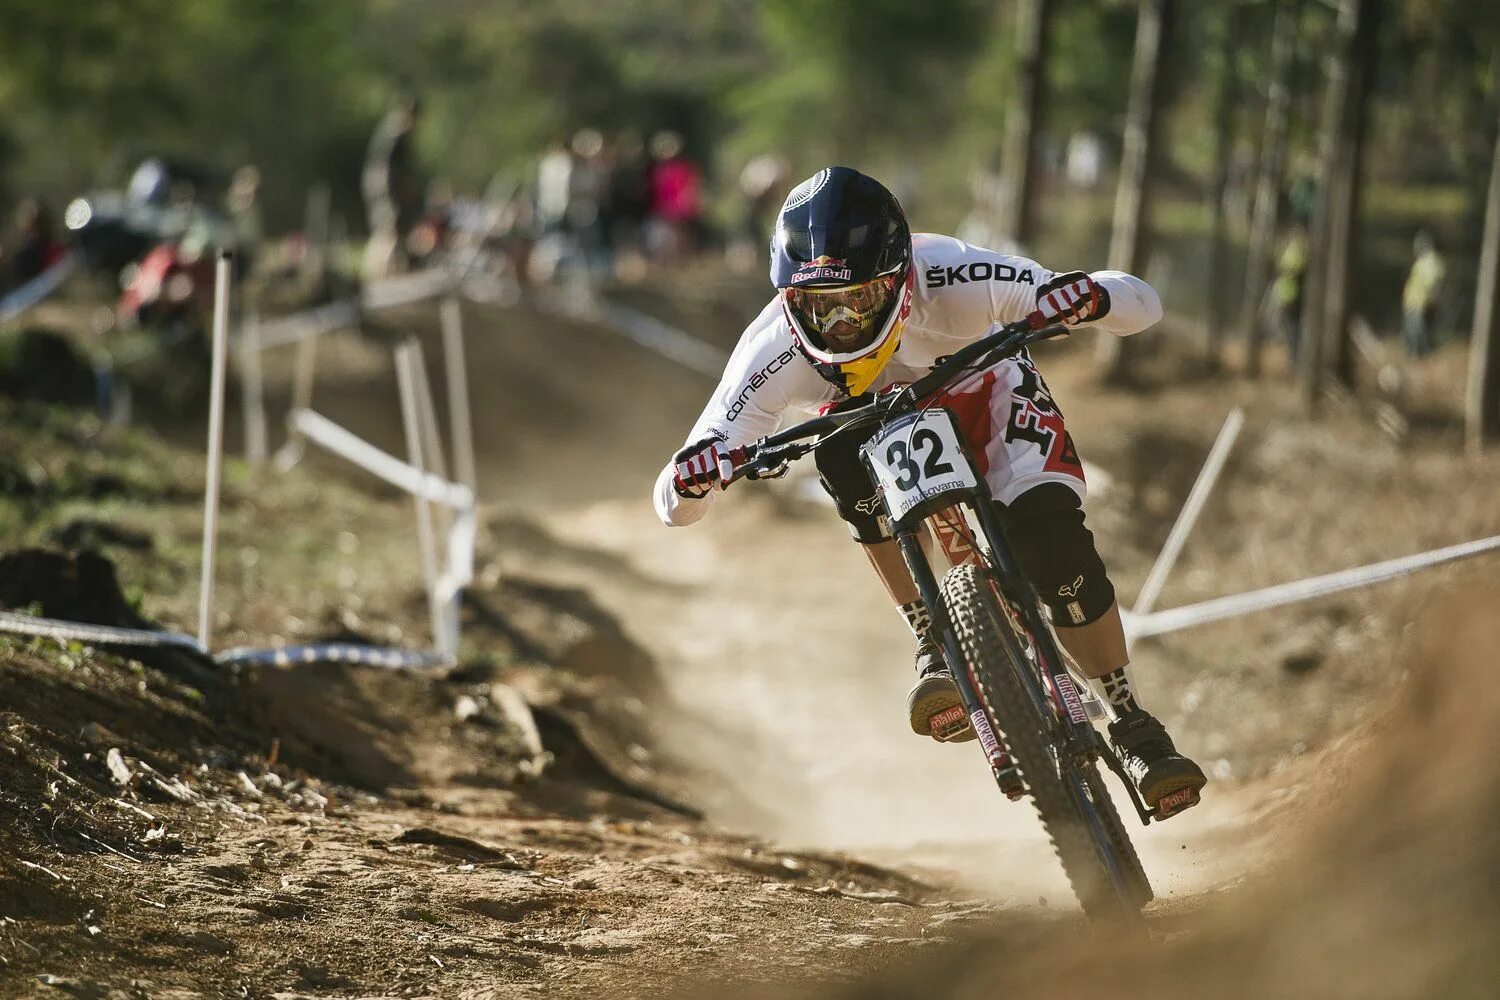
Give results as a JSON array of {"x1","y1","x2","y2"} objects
[{"x1": 941, "y1": 563, "x2": 1150, "y2": 920}]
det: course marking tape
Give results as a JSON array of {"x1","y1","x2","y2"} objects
[
  {"x1": 215, "y1": 643, "x2": 452, "y2": 669},
  {"x1": 0, "y1": 610, "x2": 206, "y2": 652}
]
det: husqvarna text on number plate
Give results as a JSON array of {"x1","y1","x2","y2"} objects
[{"x1": 866, "y1": 409, "x2": 979, "y2": 520}]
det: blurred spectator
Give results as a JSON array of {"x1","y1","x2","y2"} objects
[
  {"x1": 1287, "y1": 160, "x2": 1318, "y2": 226},
  {"x1": 739, "y1": 153, "x2": 790, "y2": 244},
  {"x1": 127, "y1": 159, "x2": 170, "y2": 207},
  {"x1": 362, "y1": 92, "x2": 422, "y2": 278},
  {"x1": 568, "y1": 128, "x2": 611, "y2": 277},
  {"x1": 9, "y1": 198, "x2": 66, "y2": 287},
  {"x1": 956, "y1": 166, "x2": 1024, "y2": 256},
  {"x1": 1402, "y1": 229, "x2": 1446, "y2": 359},
  {"x1": 1064, "y1": 131, "x2": 1106, "y2": 188},
  {"x1": 493, "y1": 182, "x2": 538, "y2": 293},
  {"x1": 607, "y1": 132, "x2": 651, "y2": 279},
  {"x1": 645, "y1": 130, "x2": 701, "y2": 261},
  {"x1": 225, "y1": 165, "x2": 263, "y2": 272},
  {"x1": 1270, "y1": 225, "x2": 1307, "y2": 362},
  {"x1": 535, "y1": 135, "x2": 573, "y2": 236},
  {"x1": 730, "y1": 152, "x2": 790, "y2": 271},
  {"x1": 406, "y1": 178, "x2": 455, "y2": 267},
  {"x1": 126, "y1": 157, "x2": 221, "y2": 220}
]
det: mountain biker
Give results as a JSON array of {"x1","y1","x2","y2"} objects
[{"x1": 652, "y1": 166, "x2": 1205, "y2": 816}]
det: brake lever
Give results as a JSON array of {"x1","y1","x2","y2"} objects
[
  {"x1": 718, "y1": 441, "x2": 774, "y2": 488},
  {"x1": 720, "y1": 440, "x2": 807, "y2": 487},
  {"x1": 745, "y1": 458, "x2": 790, "y2": 481}
]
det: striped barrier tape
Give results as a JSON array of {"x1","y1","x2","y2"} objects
[
  {"x1": 0, "y1": 610, "x2": 206, "y2": 652},
  {"x1": 214, "y1": 643, "x2": 452, "y2": 669},
  {"x1": 0, "y1": 610, "x2": 452, "y2": 671}
]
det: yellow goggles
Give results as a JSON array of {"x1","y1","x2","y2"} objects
[{"x1": 786, "y1": 274, "x2": 898, "y2": 353}]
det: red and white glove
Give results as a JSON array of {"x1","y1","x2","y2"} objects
[
  {"x1": 1029, "y1": 270, "x2": 1110, "y2": 328},
  {"x1": 671, "y1": 436, "x2": 743, "y2": 499}
]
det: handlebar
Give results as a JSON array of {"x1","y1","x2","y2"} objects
[{"x1": 724, "y1": 319, "x2": 1069, "y2": 486}]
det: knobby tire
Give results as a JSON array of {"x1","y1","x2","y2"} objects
[{"x1": 940, "y1": 563, "x2": 1150, "y2": 921}]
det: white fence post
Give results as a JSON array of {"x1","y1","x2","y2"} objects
[
  {"x1": 205, "y1": 271, "x2": 478, "y2": 663},
  {"x1": 1132, "y1": 407, "x2": 1245, "y2": 617},
  {"x1": 274, "y1": 324, "x2": 321, "y2": 471},
  {"x1": 409, "y1": 340, "x2": 455, "y2": 550},
  {"x1": 239, "y1": 309, "x2": 268, "y2": 464},
  {"x1": 199, "y1": 252, "x2": 234, "y2": 650},
  {"x1": 440, "y1": 295, "x2": 478, "y2": 494},
  {"x1": 394, "y1": 340, "x2": 448, "y2": 657},
  {"x1": 409, "y1": 341, "x2": 450, "y2": 482}
]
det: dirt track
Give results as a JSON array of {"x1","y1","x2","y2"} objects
[{"x1": 4, "y1": 279, "x2": 1500, "y2": 996}]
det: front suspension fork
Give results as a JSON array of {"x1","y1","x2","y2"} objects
[{"x1": 894, "y1": 525, "x2": 1023, "y2": 797}]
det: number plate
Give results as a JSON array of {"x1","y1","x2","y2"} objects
[{"x1": 862, "y1": 410, "x2": 981, "y2": 521}]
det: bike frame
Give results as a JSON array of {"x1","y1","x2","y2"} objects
[{"x1": 863, "y1": 426, "x2": 1092, "y2": 758}]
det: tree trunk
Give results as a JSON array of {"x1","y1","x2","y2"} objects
[
  {"x1": 1097, "y1": 0, "x2": 1174, "y2": 382},
  {"x1": 1322, "y1": 0, "x2": 1380, "y2": 391},
  {"x1": 997, "y1": 0, "x2": 1050, "y2": 248},
  {"x1": 1467, "y1": 102, "x2": 1500, "y2": 450},
  {"x1": 1204, "y1": 4, "x2": 1242, "y2": 371},
  {"x1": 1240, "y1": 0, "x2": 1299, "y2": 377},
  {"x1": 1297, "y1": 12, "x2": 1343, "y2": 403},
  {"x1": 1301, "y1": 0, "x2": 1380, "y2": 411}
]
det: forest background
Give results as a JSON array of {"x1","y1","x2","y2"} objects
[{"x1": 2, "y1": 0, "x2": 1499, "y2": 392}]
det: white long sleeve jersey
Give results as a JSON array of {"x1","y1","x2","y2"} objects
[{"x1": 654, "y1": 233, "x2": 1163, "y2": 527}]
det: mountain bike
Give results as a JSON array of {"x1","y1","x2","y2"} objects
[{"x1": 722, "y1": 318, "x2": 1182, "y2": 921}]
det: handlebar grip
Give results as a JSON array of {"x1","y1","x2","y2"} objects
[{"x1": 718, "y1": 443, "x2": 758, "y2": 488}]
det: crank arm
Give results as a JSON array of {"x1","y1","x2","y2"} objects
[{"x1": 1095, "y1": 731, "x2": 1157, "y2": 826}]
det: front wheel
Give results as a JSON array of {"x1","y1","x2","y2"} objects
[{"x1": 941, "y1": 563, "x2": 1150, "y2": 920}]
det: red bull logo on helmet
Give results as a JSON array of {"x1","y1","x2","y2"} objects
[{"x1": 791, "y1": 255, "x2": 854, "y2": 284}]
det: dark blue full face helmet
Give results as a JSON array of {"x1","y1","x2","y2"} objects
[{"x1": 771, "y1": 166, "x2": 913, "y2": 396}]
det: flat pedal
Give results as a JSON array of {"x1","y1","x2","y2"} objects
[
  {"x1": 1153, "y1": 784, "x2": 1202, "y2": 820},
  {"x1": 929, "y1": 704, "x2": 975, "y2": 742}
]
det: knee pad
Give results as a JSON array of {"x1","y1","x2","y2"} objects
[
  {"x1": 1002, "y1": 483, "x2": 1116, "y2": 626},
  {"x1": 813, "y1": 415, "x2": 890, "y2": 543}
]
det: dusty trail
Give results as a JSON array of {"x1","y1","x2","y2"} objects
[
  {"x1": 9, "y1": 283, "x2": 1495, "y2": 996},
  {"x1": 293, "y1": 294, "x2": 1269, "y2": 904}
]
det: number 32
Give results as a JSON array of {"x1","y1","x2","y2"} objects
[{"x1": 885, "y1": 429, "x2": 955, "y2": 491}]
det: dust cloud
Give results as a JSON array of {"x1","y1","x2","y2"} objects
[{"x1": 742, "y1": 577, "x2": 1500, "y2": 1000}]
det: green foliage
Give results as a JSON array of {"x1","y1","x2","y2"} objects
[
  {"x1": 737, "y1": 0, "x2": 990, "y2": 164},
  {"x1": 0, "y1": 0, "x2": 1496, "y2": 251},
  {"x1": 0, "y1": 1, "x2": 372, "y2": 225}
]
